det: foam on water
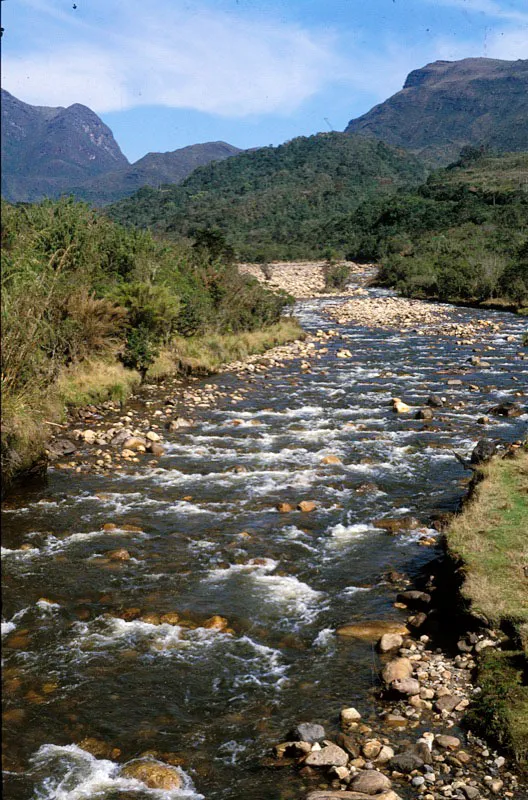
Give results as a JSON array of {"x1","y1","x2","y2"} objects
[
  {"x1": 326, "y1": 523, "x2": 374, "y2": 546},
  {"x1": 30, "y1": 744, "x2": 203, "y2": 799},
  {"x1": 2, "y1": 608, "x2": 30, "y2": 637},
  {"x1": 250, "y1": 573, "x2": 324, "y2": 624}
]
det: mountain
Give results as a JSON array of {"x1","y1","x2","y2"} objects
[
  {"x1": 69, "y1": 142, "x2": 243, "y2": 205},
  {"x1": 108, "y1": 132, "x2": 427, "y2": 260},
  {"x1": 1, "y1": 89, "x2": 128, "y2": 202},
  {"x1": 1, "y1": 90, "x2": 242, "y2": 204},
  {"x1": 345, "y1": 58, "x2": 528, "y2": 165}
]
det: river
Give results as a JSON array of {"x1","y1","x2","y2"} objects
[{"x1": 2, "y1": 282, "x2": 527, "y2": 800}]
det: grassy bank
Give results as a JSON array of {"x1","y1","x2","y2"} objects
[
  {"x1": 1, "y1": 199, "x2": 295, "y2": 491},
  {"x1": 1, "y1": 360, "x2": 141, "y2": 488},
  {"x1": 148, "y1": 318, "x2": 303, "y2": 379},
  {"x1": 446, "y1": 449, "x2": 528, "y2": 762}
]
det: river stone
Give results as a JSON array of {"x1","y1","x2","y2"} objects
[
  {"x1": 148, "y1": 443, "x2": 165, "y2": 457},
  {"x1": 470, "y1": 439, "x2": 497, "y2": 464},
  {"x1": 321, "y1": 455, "x2": 342, "y2": 464},
  {"x1": 389, "y1": 751, "x2": 425, "y2": 773},
  {"x1": 304, "y1": 743, "x2": 348, "y2": 767},
  {"x1": 435, "y1": 735, "x2": 461, "y2": 750},
  {"x1": 277, "y1": 502, "x2": 293, "y2": 513},
  {"x1": 362, "y1": 740, "x2": 382, "y2": 759},
  {"x1": 48, "y1": 439, "x2": 77, "y2": 458},
  {"x1": 122, "y1": 437, "x2": 147, "y2": 451},
  {"x1": 392, "y1": 398, "x2": 411, "y2": 413},
  {"x1": 415, "y1": 408, "x2": 434, "y2": 420},
  {"x1": 374, "y1": 745, "x2": 394, "y2": 764},
  {"x1": 460, "y1": 787, "x2": 480, "y2": 799},
  {"x1": 341, "y1": 707, "x2": 362, "y2": 725},
  {"x1": 396, "y1": 590, "x2": 431, "y2": 608},
  {"x1": 426, "y1": 394, "x2": 444, "y2": 407},
  {"x1": 306, "y1": 792, "x2": 401, "y2": 800},
  {"x1": 121, "y1": 759, "x2": 182, "y2": 789},
  {"x1": 350, "y1": 769, "x2": 392, "y2": 794},
  {"x1": 110, "y1": 429, "x2": 133, "y2": 446},
  {"x1": 489, "y1": 401, "x2": 522, "y2": 417},
  {"x1": 166, "y1": 417, "x2": 194, "y2": 431},
  {"x1": 435, "y1": 695, "x2": 460, "y2": 713},
  {"x1": 382, "y1": 657, "x2": 413, "y2": 684},
  {"x1": 291, "y1": 723, "x2": 326, "y2": 743},
  {"x1": 108, "y1": 548, "x2": 131, "y2": 561},
  {"x1": 297, "y1": 500, "x2": 317, "y2": 512},
  {"x1": 337, "y1": 621, "x2": 409, "y2": 641},
  {"x1": 373, "y1": 517, "x2": 419, "y2": 533},
  {"x1": 378, "y1": 633, "x2": 403, "y2": 652},
  {"x1": 391, "y1": 677, "x2": 420, "y2": 696}
]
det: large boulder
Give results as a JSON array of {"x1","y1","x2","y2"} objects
[
  {"x1": 304, "y1": 743, "x2": 348, "y2": 767},
  {"x1": 121, "y1": 759, "x2": 182, "y2": 789},
  {"x1": 337, "y1": 621, "x2": 409, "y2": 641},
  {"x1": 291, "y1": 722, "x2": 326, "y2": 743},
  {"x1": 381, "y1": 657, "x2": 413, "y2": 685}
]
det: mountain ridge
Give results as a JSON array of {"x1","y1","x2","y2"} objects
[
  {"x1": 1, "y1": 89, "x2": 242, "y2": 203},
  {"x1": 345, "y1": 57, "x2": 528, "y2": 165}
]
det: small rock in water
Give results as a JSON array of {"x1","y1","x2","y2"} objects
[
  {"x1": 291, "y1": 722, "x2": 326, "y2": 743},
  {"x1": 297, "y1": 500, "x2": 317, "y2": 512},
  {"x1": 349, "y1": 769, "x2": 392, "y2": 794},
  {"x1": 304, "y1": 743, "x2": 348, "y2": 767}
]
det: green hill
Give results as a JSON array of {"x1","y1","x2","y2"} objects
[{"x1": 108, "y1": 132, "x2": 427, "y2": 260}]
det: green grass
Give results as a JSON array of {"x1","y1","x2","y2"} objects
[
  {"x1": 447, "y1": 449, "x2": 528, "y2": 762},
  {"x1": 447, "y1": 450, "x2": 528, "y2": 628},
  {"x1": 148, "y1": 318, "x2": 304, "y2": 378},
  {"x1": 56, "y1": 359, "x2": 140, "y2": 407},
  {"x1": 466, "y1": 648, "x2": 528, "y2": 764}
]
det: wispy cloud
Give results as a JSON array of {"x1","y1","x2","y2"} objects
[{"x1": 3, "y1": 1, "x2": 342, "y2": 115}]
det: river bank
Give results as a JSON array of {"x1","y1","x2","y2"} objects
[
  {"x1": 268, "y1": 450, "x2": 528, "y2": 800},
  {"x1": 2, "y1": 267, "x2": 527, "y2": 800}
]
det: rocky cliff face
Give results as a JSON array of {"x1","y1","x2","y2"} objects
[
  {"x1": 345, "y1": 58, "x2": 528, "y2": 165},
  {"x1": 1, "y1": 89, "x2": 128, "y2": 201},
  {"x1": 1, "y1": 89, "x2": 242, "y2": 204}
]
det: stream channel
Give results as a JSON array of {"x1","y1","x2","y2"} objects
[{"x1": 2, "y1": 282, "x2": 527, "y2": 800}]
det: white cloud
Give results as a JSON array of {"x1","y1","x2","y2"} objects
[{"x1": 3, "y1": 3, "x2": 342, "y2": 116}]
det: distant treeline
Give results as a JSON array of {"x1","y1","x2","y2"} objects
[
  {"x1": 108, "y1": 132, "x2": 427, "y2": 261},
  {"x1": 108, "y1": 141, "x2": 527, "y2": 307}
]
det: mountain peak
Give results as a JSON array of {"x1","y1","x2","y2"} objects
[{"x1": 346, "y1": 57, "x2": 528, "y2": 165}]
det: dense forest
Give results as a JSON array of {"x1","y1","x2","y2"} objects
[
  {"x1": 110, "y1": 146, "x2": 528, "y2": 307},
  {"x1": 339, "y1": 150, "x2": 528, "y2": 307},
  {"x1": 108, "y1": 132, "x2": 427, "y2": 260}
]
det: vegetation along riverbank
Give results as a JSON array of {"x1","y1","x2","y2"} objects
[
  {"x1": 446, "y1": 447, "x2": 528, "y2": 765},
  {"x1": 0, "y1": 199, "x2": 299, "y2": 492}
]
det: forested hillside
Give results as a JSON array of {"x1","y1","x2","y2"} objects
[
  {"x1": 108, "y1": 132, "x2": 427, "y2": 260},
  {"x1": 334, "y1": 150, "x2": 528, "y2": 307}
]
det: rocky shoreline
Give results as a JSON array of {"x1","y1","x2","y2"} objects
[{"x1": 268, "y1": 542, "x2": 526, "y2": 800}]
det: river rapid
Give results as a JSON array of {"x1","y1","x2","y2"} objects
[{"x1": 2, "y1": 283, "x2": 527, "y2": 800}]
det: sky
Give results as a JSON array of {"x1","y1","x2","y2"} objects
[{"x1": 2, "y1": 0, "x2": 527, "y2": 163}]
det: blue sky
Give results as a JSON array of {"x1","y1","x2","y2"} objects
[{"x1": 2, "y1": 0, "x2": 527, "y2": 162}]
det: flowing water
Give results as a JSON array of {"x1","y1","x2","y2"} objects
[{"x1": 2, "y1": 285, "x2": 527, "y2": 800}]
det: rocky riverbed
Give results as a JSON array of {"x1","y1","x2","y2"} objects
[
  {"x1": 2, "y1": 265, "x2": 527, "y2": 800},
  {"x1": 239, "y1": 260, "x2": 377, "y2": 298}
]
